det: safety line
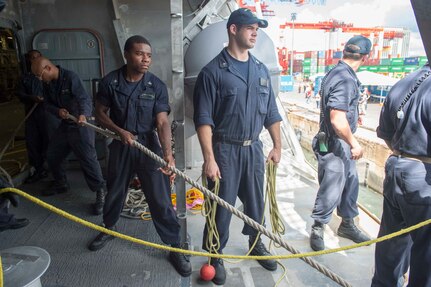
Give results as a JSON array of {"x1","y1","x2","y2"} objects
[
  {"x1": 1, "y1": 187, "x2": 431, "y2": 287},
  {"x1": 1, "y1": 187, "x2": 430, "y2": 259}
]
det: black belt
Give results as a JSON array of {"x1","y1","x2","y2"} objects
[
  {"x1": 213, "y1": 135, "x2": 257, "y2": 146},
  {"x1": 392, "y1": 150, "x2": 431, "y2": 164}
]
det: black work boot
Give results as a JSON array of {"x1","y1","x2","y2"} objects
[
  {"x1": 88, "y1": 226, "x2": 115, "y2": 251},
  {"x1": 310, "y1": 221, "x2": 325, "y2": 251},
  {"x1": 337, "y1": 218, "x2": 370, "y2": 243},
  {"x1": 210, "y1": 257, "x2": 226, "y2": 285},
  {"x1": 0, "y1": 218, "x2": 30, "y2": 232},
  {"x1": 93, "y1": 189, "x2": 105, "y2": 215},
  {"x1": 25, "y1": 169, "x2": 48, "y2": 184},
  {"x1": 249, "y1": 235, "x2": 277, "y2": 271},
  {"x1": 169, "y1": 244, "x2": 192, "y2": 277},
  {"x1": 42, "y1": 180, "x2": 69, "y2": 196}
]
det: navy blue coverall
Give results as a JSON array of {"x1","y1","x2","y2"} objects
[
  {"x1": 193, "y1": 48, "x2": 282, "y2": 252},
  {"x1": 311, "y1": 61, "x2": 361, "y2": 224},
  {"x1": 44, "y1": 66, "x2": 105, "y2": 191},
  {"x1": 97, "y1": 66, "x2": 180, "y2": 245},
  {"x1": 372, "y1": 65, "x2": 431, "y2": 287},
  {"x1": 17, "y1": 73, "x2": 58, "y2": 174}
]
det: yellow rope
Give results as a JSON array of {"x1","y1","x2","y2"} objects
[
  {"x1": 266, "y1": 161, "x2": 288, "y2": 287},
  {"x1": 201, "y1": 176, "x2": 221, "y2": 263},
  {"x1": 1, "y1": 187, "x2": 431, "y2": 261},
  {"x1": 266, "y1": 161, "x2": 286, "y2": 242}
]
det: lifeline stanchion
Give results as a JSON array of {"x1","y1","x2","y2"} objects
[{"x1": 66, "y1": 114, "x2": 352, "y2": 287}]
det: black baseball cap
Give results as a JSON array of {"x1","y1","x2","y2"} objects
[
  {"x1": 226, "y1": 8, "x2": 268, "y2": 29},
  {"x1": 344, "y1": 35, "x2": 372, "y2": 55}
]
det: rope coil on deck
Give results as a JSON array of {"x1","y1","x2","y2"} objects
[{"x1": 1, "y1": 188, "x2": 431, "y2": 287}]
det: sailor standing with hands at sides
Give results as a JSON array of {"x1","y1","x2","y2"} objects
[
  {"x1": 193, "y1": 8, "x2": 282, "y2": 285},
  {"x1": 372, "y1": 63, "x2": 431, "y2": 287},
  {"x1": 88, "y1": 35, "x2": 191, "y2": 277},
  {"x1": 31, "y1": 57, "x2": 106, "y2": 215},
  {"x1": 309, "y1": 35, "x2": 371, "y2": 252}
]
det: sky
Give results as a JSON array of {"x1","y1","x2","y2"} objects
[{"x1": 253, "y1": 0, "x2": 425, "y2": 56}]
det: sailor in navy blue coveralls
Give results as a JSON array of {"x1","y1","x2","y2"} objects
[
  {"x1": 311, "y1": 61, "x2": 362, "y2": 224},
  {"x1": 95, "y1": 67, "x2": 180, "y2": 242},
  {"x1": 309, "y1": 35, "x2": 371, "y2": 252},
  {"x1": 194, "y1": 10, "x2": 282, "y2": 283},
  {"x1": 372, "y1": 64, "x2": 431, "y2": 287},
  {"x1": 31, "y1": 57, "x2": 105, "y2": 203},
  {"x1": 17, "y1": 50, "x2": 59, "y2": 183},
  {"x1": 90, "y1": 36, "x2": 191, "y2": 277}
]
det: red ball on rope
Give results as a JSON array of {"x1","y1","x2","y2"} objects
[{"x1": 200, "y1": 263, "x2": 215, "y2": 281}]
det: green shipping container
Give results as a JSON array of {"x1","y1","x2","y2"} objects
[
  {"x1": 303, "y1": 66, "x2": 311, "y2": 72},
  {"x1": 378, "y1": 66, "x2": 389, "y2": 72},
  {"x1": 404, "y1": 66, "x2": 418, "y2": 73},
  {"x1": 359, "y1": 66, "x2": 368, "y2": 71},
  {"x1": 389, "y1": 66, "x2": 404, "y2": 72},
  {"x1": 380, "y1": 58, "x2": 391, "y2": 65},
  {"x1": 390, "y1": 58, "x2": 404, "y2": 66},
  {"x1": 303, "y1": 58, "x2": 311, "y2": 65},
  {"x1": 367, "y1": 66, "x2": 379, "y2": 72},
  {"x1": 419, "y1": 56, "x2": 428, "y2": 65}
]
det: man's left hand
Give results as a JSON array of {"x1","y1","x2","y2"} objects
[
  {"x1": 77, "y1": 115, "x2": 87, "y2": 126},
  {"x1": 160, "y1": 154, "x2": 176, "y2": 183},
  {"x1": 267, "y1": 147, "x2": 281, "y2": 164}
]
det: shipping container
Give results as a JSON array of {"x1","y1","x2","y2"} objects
[
  {"x1": 378, "y1": 66, "x2": 390, "y2": 72},
  {"x1": 380, "y1": 58, "x2": 391, "y2": 65},
  {"x1": 390, "y1": 58, "x2": 404, "y2": 66},
  {"x1": 404, "y1": 57, "x2": 419, "y2": 66},
  {"x1": 419, "y1": 56, "x2": 428, "y2": 65},
  {"x1": 333, "y1": 51, "x2": 343, "y2": 59},
  {"x1": 367, "y1": 66, "x2": 379, "y2": 72},
  {"x1": 389, "y1": 66, "x2": 404, "y2": 72},
  {"x1": 303, "y1": 58, "x2": 311, "y2": 65},
  {"x1": 294, "y1": 53, "x2": 305, "y2": 60},
  {"x1": 404, "y1": 66, "x2": 418, "y2": 73},
  {"x1": 317, "y1": 50, "x2": 326, "y2": 59},
  {"x1": 358, "y1": 66, "x2": 368, "y2": 71}
]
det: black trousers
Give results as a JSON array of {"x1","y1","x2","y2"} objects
[{"x1": 103, "y1": 138, "x2": 180, "y2": 245}]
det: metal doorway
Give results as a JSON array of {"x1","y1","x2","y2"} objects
[{"x1": 32, "y1": 28, "x2": 105, "y2": 96}]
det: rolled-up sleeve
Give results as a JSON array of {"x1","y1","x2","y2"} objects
[{"x1": 193, "y1": 69, "x2": 216, "y2": 129}]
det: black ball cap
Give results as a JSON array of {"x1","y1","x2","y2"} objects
[
  {"x1": 227, "y1": 8, "x2": 268, "y2": 29},
  {"x1": 344, "y1": 35, "x2": 372, "y2": 55}
]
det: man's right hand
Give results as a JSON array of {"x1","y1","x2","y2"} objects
[
  {"x1": 202, "y1": 159, "x2": 221, "y2": 182},
  {"x1": 32, "y1": 95, "x2": 44, "y2": 103},
  {"x1": 58, "y1": 108, "x2": 69, "y2": 119},
  {"x1": 350, "y1": 144, "x2": 363, "y2": 160},
  {"x1": 118, "y1": 129, "x2": 136, "y2": 145}
]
